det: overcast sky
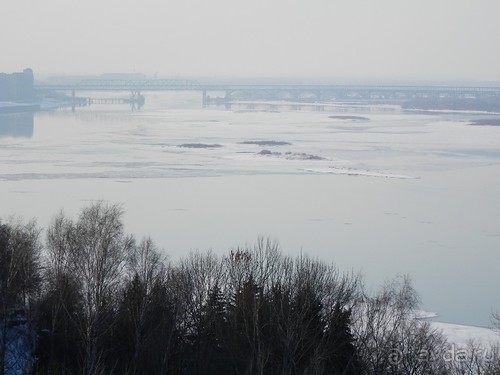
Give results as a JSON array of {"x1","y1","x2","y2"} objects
[{"x1": 1, "y1": 0, "x2": 500, "y2": 81}]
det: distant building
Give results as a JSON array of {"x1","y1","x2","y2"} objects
[{"x1": 0, "y1": 68, "x2": 35, "y2": 102}]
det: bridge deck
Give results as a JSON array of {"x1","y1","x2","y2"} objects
[
  {"x1": 35, "y1": 79, "x2": 500, "y2": 93},
  {"x1": 35, "y1": 80, "x2": 500, "y2": 105}
]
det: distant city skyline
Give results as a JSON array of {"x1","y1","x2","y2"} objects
[{"x1": 1, "y1": 0, "x2": 500, "y2": 81}]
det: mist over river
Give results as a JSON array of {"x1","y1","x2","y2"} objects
[{"x1": 1, "y1": 92, "x2": 500, "y2": 327}]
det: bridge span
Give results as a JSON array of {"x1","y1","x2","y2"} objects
[{"x1": 35, "y1": 79, "x2": 500, "y2": 107}]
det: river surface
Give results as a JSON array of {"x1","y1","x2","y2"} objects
[{"x1": 1, "y1": 92, "x2": 500, "y2": 327}]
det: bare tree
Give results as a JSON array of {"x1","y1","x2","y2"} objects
[
  {"x1": 484, "y1": 343, "x2": 500, "y2": 374},
  {"x1": 493, "y1": 312, "x2": 500, "y2": 331},
  {"x1": 44, "y1": 202, "x2": 133, "y2": 374},
  {"x1": 43, "y1": 210, "x2": 77, "y2": 371},
  {"x1": 267, "y1": 254, "x2": 361, "y2": 375},
  {"x1": 74, "y1": 202, "x2": 134, "y2": 374},
  {"x1": 177, "y1": 249, "x2": 226, "y2": 372},
  {"x1": 222, "y1": 239, "x2": 361, "y2": 374},
  {"x1": 353, "y1": 275, "x2": 449, "y2": 375},
  {"x1": 445, "y1": 340, "x2": 500, "y2": 375},
  {"x1": 178, "y1": 249, "x2": 225, "y2": 334},
  {"x1": 120, "y1": 236, "x2": 169, "y2": 374},
  {"x1": 223, "y1": 238, "x2": 283, "y2": 374}
]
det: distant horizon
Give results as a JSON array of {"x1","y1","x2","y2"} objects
[
  {"x1": 29, "y1": 70, "x2": 500, "y2": 87},
  {"x1": 3, "y1": 67, "x2": 500, "y2": 88}
]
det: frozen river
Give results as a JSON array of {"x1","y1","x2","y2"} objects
[{"x1": 1, "y1": 92, "x2": 500, "y2": 327}]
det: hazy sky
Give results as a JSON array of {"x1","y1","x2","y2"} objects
[{"x1": 1, "y1": 0, "x2": 500, "y2": 81}]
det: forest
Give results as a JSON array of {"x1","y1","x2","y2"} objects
[{"x1": 1, "y1": 202, "x2": 499, "y2": 374}]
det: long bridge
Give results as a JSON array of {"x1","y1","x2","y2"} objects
[{"x1": 35, "y1": 78, "x2": 500, "y2": 107}]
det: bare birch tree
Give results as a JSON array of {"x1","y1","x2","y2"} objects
[
  {"x1": 44, "y1": 202, "x2": 133, "y2": 374},
  {"x1": 353, "y1": 275, "x2": 451, "y2": 375}
]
